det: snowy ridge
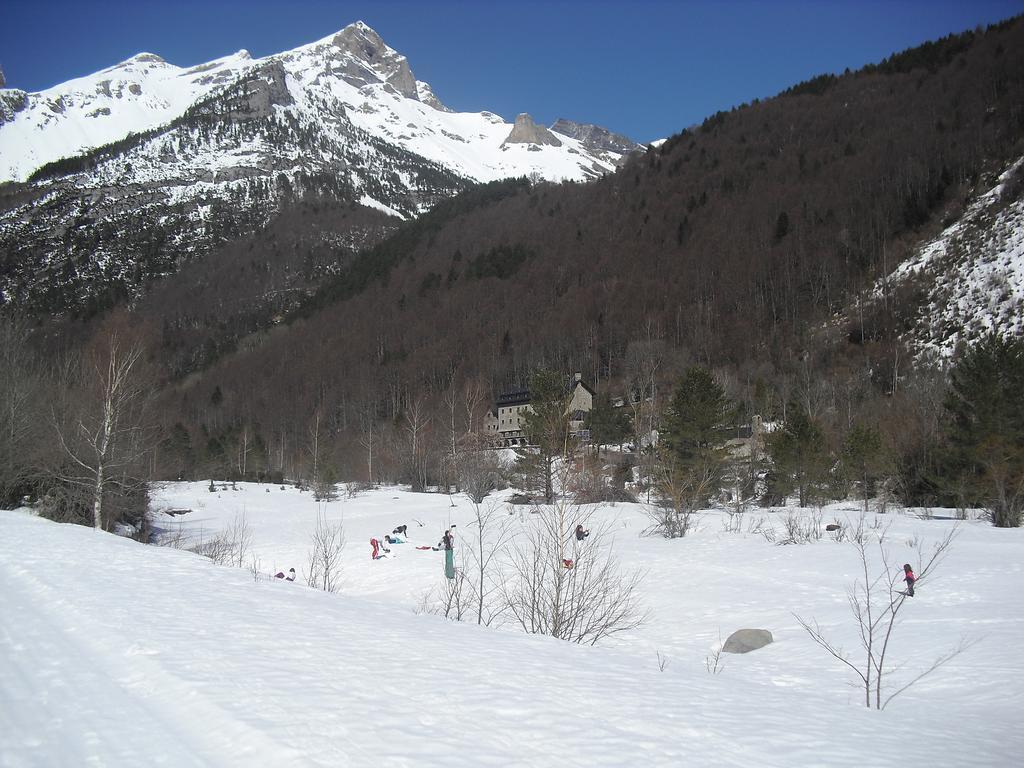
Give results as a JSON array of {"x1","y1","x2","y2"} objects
[
  {"x1": 2, "y1": 484, "x2": 1023, "y2": 766},
  {"x1": 886, "y1": 157, "x2": 1024, "y2": 358},
  {"x1": 0, "y1": 50, "x2": 255, "y2": 182},
  {"x1": 0, "y1": 21, "x2": 626, "y2": 186}
]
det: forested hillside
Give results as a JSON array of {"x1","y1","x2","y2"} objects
[{"x1": 135, "y1": 20, "x2": 1024, "y2": 475}]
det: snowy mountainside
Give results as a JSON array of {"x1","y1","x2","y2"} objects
[
  {"x1": 0, "y1": 49, "x2": 255, "y2": 182},
  {"x1": 886, "y1": 157, "x2": 1024, "y2": 358},
  {"x1": 0, "y1": 21, "x2": 627, "y2": 186},
  {"x1": 0, "y1": 22, "x2": 636, "y2": 314}
]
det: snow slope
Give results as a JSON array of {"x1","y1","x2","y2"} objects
[
  {"x1": 886, "y1": 157, "x2": 1024, "y2": 358},
  {"x1": 2, "y1": 484, "x2": 1022, "y2": 766}
]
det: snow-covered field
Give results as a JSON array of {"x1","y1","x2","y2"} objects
[{"x1": 2, "y1": 482, "x2": 1022, "y2": 766}]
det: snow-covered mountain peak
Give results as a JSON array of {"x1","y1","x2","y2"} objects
[
  {"x1": 290, "y1": 21, "x2": 421, "y2": 101},
  {"x1": 122, "y1": 52, "x2": 167, "y2": 65}
]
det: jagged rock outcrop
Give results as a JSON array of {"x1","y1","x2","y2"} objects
[
  {"x1": 0, "y1": 90, "x2": 27, "y2": 125},
  {"x1": 220, "y1": 61, "x2": 293, "y2": 120},
  {"x1": 416, "y1": 81, "x2": 451, "y2": 112},
  {"x1": 502, "y1": 113, "x2": 562, "y2": 147},
  {"x1": 550, "y1": 118, "x2": 642, "y2": 155},
  {"x1": 329, "y1": 22, "x2": 418, "y2": 99},
  {"x1": 0, "y1": 66, "x2": 5, "y2": 88}
]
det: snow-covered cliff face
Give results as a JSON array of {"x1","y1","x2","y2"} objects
[
  {"x1": 886, "y1": 157, "x2": 1024, "y2": 359},
  {"x1": 0, "y1": 21, "x2": 635, "y2": 313}
]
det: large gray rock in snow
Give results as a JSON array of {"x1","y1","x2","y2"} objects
[
  {"x1": 502, "y1": 113, "x2": 563, "y2": 147},
  {"x1": 722, "y1": 628, "x2": 774, "y2": 654}
]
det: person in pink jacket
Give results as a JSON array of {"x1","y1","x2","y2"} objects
[{"x1": 902, "y1": 563, "x2": 916, "y2": 597}]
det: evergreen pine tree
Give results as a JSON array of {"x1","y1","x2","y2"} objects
[
  {"x1": 658, "y1": 366, "x2": 733, "y2": 510},
  {"x1": 585, "y1": 392, "x2": 632, "y2": 456},
  {"x1": 514, "y1": 369, "x2": 576, "y2": 502},
  {"x1": 944, "y1": 333, "x2": 1024, "y2": 527},
  {"x1": 768, "y1": 401, "x2": 830, "y2": 507},
  {"x1": 842, "y1": 422, "x2": 891, "y2": 514}
]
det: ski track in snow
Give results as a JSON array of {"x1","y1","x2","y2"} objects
[{"x1": 3, "y1": 484, "x2": 1024, "y2": 766}]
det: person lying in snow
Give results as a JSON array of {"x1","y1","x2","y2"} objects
[
  {"x1": 384, "y1": 533, "x2": 405, "y2": 544},
  {"x1": 274, "y1": 568, "x2": 296, "y2": 581}
]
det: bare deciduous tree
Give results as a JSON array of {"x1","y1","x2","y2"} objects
[
  {"x1": 464, "y1": 499, "x2": 513, "y2": 625},
  {"x1": 306, "y1": 509, "x2": 345, "y2": 593},
  {"x1": 502, "y1": 469, "x2": 646, "y2": 644},
  {"x1": 189, "y1": 512, "x2": 253, "y2": 567},
  {"x1": 403, "y1": 396, "x2": 432, "y2": 492},
  {"x1": 53, "y1": 334, "x2": 154, "y2": 530},
  {"x1": 456, "y1": 436, "x2": 506, "y2": 505},
  {"x1": 646, "y1": 454, "x2": 718, "y2": 538},
  {"x1": 418, "y1": 554, "x2": 474, "y2": 622},
  {"x1": 795, "y1": 522, "x2": 969, "y2": 708}
]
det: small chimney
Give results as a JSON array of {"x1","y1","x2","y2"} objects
[{"x1": 574, "y1": 372, "x2": 582, "y2": 382}]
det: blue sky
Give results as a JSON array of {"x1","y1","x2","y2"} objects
[{"x1": 2, "y1": 0, "x2": 1023, "y2": 142}]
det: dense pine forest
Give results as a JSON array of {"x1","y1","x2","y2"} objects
[{"x1": 2, "y1": 18, "x2": 1023, "y2": 532}]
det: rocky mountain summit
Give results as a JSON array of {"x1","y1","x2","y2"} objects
[
  {"x1": 0, "y1": 21, "x2": 640, "y2": 315},
  {"x1": 502, "y1": 113, "x2": 563, "y2": 147}
]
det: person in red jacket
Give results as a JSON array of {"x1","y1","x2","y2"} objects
[
  {"x1": 370, "y1": 538, "x2": 390, "y2": 559},
  {"x1": 902, "y1": 563, "x2": 916, "y2": 597}
]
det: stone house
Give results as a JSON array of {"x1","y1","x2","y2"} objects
[{"x1": 485, "y1": 373, "x2": 596, "y2": 447}]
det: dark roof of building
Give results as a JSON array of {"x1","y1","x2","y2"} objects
[
  {"x1": 496, "y1": 375, "x2": 595, "y2": 408},
  {"x1": 496, "y1": 388, "x2": 531, "y2": 406}
]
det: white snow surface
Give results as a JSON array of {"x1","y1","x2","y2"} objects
[
  {"x1": 0, "y1": 22, "x2": 622, "y2": 186},
  {"x1": 3, "y1": 482, "x2": 1023, "y2": 766}
]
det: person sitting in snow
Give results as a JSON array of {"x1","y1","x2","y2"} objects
[
  {"x1": 274, "y1": 567, "x2": 296, "y2": 582},
  {"x1": 575, "y1": 524, "x2": 590, "y2": 542},
  {"x1": 902, "y1": 563, "x2": 916, "y2": 597}
]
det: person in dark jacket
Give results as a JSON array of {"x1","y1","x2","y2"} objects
[{"x1": 575, "y1": 524, "x2": 590, "y2": 542}]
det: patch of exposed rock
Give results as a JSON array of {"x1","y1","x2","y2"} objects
[
  {"x1": 502, "y1": 113, "x2": 562, "y2": 147},
  {"x1": 550, "y1": 118, "x2": 642, "y2": 155},
  {"x1": 0, "y1": 90, "x2": 28, "y2": 125},
  {"x1": 221, "y1": 61, "x2": 293, "y2": 120},
  {"x1": 416, "y1": 81, "x2": 451, "y2": 112},
  {"x1": 329, "y1": 22, "x2": 418, "y2": 100}
]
